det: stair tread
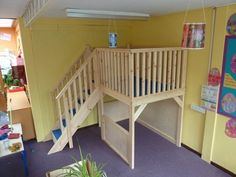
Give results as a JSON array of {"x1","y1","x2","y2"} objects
[{"x1": 52, "y1": 129, "x2": 62, "y2": 140}]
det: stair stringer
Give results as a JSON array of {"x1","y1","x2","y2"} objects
[{"x1": 48, "y1": 88, "x2": 101, "y2": 154}]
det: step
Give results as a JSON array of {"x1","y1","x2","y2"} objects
[{"x1": 52, "y1": 129, "x2": 62, "y2": 143}]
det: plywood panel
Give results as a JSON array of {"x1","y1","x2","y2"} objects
[
  {"x1": 104, "y1": 115, "x2": 129, "y2": 162},
  {"x1": 104, "y1": 101, "x2": 129, "y2": 122},
  {"x1": 139, "y1": 99, "x2": 178, "y2": 141}
]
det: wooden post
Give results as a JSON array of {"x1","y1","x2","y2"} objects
[
  {"x1": 63, "y1": 95, "x2": 73, "y2": 149},
  {"x1": 100, "y1": 95, "x2": 105, "y2": 140},
  {"x1": 176, "y1": 95, "x2": 184, "y2": 147},
  {"x1": 57, "y1": 98, "x2": 64, "y2": 132},
  {"x1": 128, "y1": 104, "x2": 135, "y2": 169}
]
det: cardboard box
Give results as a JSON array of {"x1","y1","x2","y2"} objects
[{"x1": 7, "y1": 91, "x2": 35, "y2": 140}]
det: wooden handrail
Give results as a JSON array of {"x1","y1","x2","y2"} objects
[
  {"x1": 51, "y1": 46, "x2": 93, "y2": 97},
  {"x1": 56, "y1": 50, "x2": 96, "y2": 100}
]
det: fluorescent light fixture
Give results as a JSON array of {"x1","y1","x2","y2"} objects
[
  {"x1": 0, "y1": 19, "x2": 14, "y2": 28},
  {"x1": 66, "y1": 9, "x2": 150, "y2": 20}
]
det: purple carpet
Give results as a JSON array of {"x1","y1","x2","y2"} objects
[{"x1": 0, "y1": 121, "x2": 232, "y2": 177}]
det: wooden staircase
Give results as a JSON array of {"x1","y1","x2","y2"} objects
[{"x1": 48, "y1": 49, "x2": 101, "y2": 154}]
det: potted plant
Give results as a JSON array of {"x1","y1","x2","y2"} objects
[{"x1": 59, "y1": 147, "x2": 107, "y2": 177}]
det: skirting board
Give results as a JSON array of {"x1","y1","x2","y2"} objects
[{"x1": 137, "y1": 119, "x2": 176, "y2": 144}]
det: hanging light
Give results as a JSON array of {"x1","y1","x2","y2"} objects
[
  {"x1": 181, "y1": 23, "x2": 206, "y2": 49},
  {"x1": 181, "y1": 0, "x2": 206, "y2": 49}
]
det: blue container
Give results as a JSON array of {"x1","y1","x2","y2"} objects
[
  {"x1": 0, "y1": 133, "x2": 8, "y2": 140},
  {"x1": 109, "y1": 32, "x2": 117, "y2": 48}
]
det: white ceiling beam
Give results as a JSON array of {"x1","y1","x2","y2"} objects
[{"x1": 22, "y1": 0, "x2": 51, "y2": 27}]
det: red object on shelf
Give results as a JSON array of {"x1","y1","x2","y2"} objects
[
  {"x1": 8, "y1": 133, "x2": 20, "y2": 139},
  {"x1": 8, "y1": 87, "x2": 25, "y2": 93}
]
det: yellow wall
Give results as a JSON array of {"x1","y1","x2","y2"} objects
[
  {"x1": 211, "y1": 5, "x2": 236, "y2": 174},
  {"x1": 0, "y1": 28, "x2": 17, "y2": 54},
  {"x1": 130, "y1": 6, "x2": 236, "y2": 173},
  {"x1": 19, "y1": 18, "x2": 132, "y2": 141}
]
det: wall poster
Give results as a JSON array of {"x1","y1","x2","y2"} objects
[{"x1": 218, "y1": 36, "x2": 236, "y2": 119}]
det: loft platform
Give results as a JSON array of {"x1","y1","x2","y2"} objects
[{"x1": 48, "y1": 47, "x2": 187, "y2": 169}]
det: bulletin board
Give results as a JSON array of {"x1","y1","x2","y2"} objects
[{"x1": 218, "y1": 36, "x2": 236, "y2": 119}]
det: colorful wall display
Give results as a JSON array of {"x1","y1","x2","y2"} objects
[
  {"x1": 227, "y1": 13, "x2": 236, "y2": 35},
  {"x1": 208, "y1": 68, "x2": 221, "y2": 86},
  {"x1": 201, "y1": 85, "x2": 218, "y2": 111},
  {"x1": 218, "y1": 36, "x2": 236, "y2": 119},
  {"x1": 181, "y1": 23, "x2": 205, "y2": 49},
  {"x1": 225, "y1": 118, "x2": 236, "y2": 138}
]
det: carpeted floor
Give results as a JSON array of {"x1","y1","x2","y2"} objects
[{"x1": 0, "y1": 121, "x2": 232, "y2": 177}]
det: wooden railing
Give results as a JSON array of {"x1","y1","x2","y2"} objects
[
  {"x1": 52, "y1": 46, "x2": 93, "y2": 99},
  {"x1": 97, "y1": 48, "x2": 131, "y2": 97},
  {"x1": 55, "y1": 50, "x2": 97, "y2": 137},
  {"x1": 131, "y1": 48, "x2": 187, "y2": 97},
  {"x1": 97, "y1": 48, "x2": 187, "y2": 99}
]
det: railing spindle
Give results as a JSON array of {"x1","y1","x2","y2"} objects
[
  {"x1": 73, "y1": 80, "x2": 79, "y2": 113},
  {"x1": 176, "y1": 50, "x2": 181, "y2": 89},
  {"x1": 121, "y1": 52, "x2": 125, "y2": 95},
  {"x1": 83, "y1": 67, "x2": 88, "y2": 100},
  {"x1": 147, "y1": 52, "x2": 152, "y2": 95},
  {"x1": 141, "y1": 52, "x2": 146, "y2": 96},
  {"x1": 114, "y1": 52, "x2": 118, "y2": 91},
  {"x1": 125, "y1": 53, "x2": 129, "y2": 96},
  {"x1": 78, "y1": 73, "x2": 83, "y2": 105},
  {"x1": 181, "y1": 50, "x2": 187, "y2": 89},
  {"x1": 162, "y1": 51, "x2": 167, "y2": 92},
  {"x1": 135, "y1": 53, "x2": 140, "y2": 97},
  {"x1": 152, "y1": 51, "x2": 157, "y2": 94},
  {"x1": 68, "y1": 86, "x2": 73, "y2": 118},
  {"x1": 167, "y1": 51, "x2": 172, "y2": 91},
  {"x1": 172, "y1": 50, "x2": 177, "y2": 90},
  {"x1": 88, "y1": 60, "x2": 93, "y2": 93},
  {"x1": 117, "y1": 52, "x2": 121, "y2": 93}
]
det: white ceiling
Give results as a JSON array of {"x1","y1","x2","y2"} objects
[{"x1": 0, "y1": 0, "x2": 235, "y2": 19}]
